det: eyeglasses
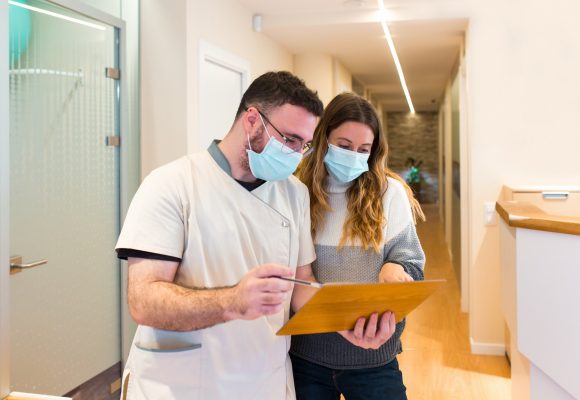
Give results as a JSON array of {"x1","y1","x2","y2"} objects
[{"x1": 255, "y1": 109, "x2": 312, "y2": 154}]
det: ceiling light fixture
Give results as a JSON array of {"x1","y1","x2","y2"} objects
[
  {"x1": 377, "y1": 0, "x2": 415, "y2": 113},
  {"x1": 8, "y1": 0, "x2": 106, "y2": 31}
]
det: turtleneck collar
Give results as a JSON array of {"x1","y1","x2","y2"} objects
[{"x1": 326, "y1": 171, "x2": 354, "y2": 194}]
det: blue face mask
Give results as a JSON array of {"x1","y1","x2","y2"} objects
[
  {"x1": 324, "y1": 144, "x2": 370, "y2": 182},
  {"x1": 246, "y1": 115, "x2": 302, "y2": 181}
]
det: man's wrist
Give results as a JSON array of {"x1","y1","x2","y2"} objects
[{"x1": 221, "y1": 285, "x2": 242, "y2": 322}]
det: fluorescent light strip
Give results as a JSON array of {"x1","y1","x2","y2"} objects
[
  {"x1": 8, "y1": 0, "x2": 106, "y2": 31},
  {"x1": 377, "y1": 0, "x2": 415, "y2": 113}
]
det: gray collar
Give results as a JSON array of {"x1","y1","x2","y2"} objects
[
  {"x1": 207, "y1": 140, "x2": 266, "y2": 191},
  {"x1": 207, "y1": 140, "x2": 232, "y2": 176}
]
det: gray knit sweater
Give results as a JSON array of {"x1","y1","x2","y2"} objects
[{"x1": 290, "y1": 175, "x2": 425, "y2": 369}]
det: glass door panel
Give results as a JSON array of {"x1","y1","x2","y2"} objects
[{"x1": 9, "y1": 0, "x2": 120, "y2": 394}]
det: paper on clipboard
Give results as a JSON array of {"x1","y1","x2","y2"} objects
[{"x1": 277, "y1": 279, "x2": 445, "y2": 336}]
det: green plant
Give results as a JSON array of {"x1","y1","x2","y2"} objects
[{"x1": 405, "y1": 157, "x2": 423, "y2": 184}]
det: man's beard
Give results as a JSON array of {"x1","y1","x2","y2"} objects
[{"x1": 240, "y1": 126, "x2": 267, "y2": 173}]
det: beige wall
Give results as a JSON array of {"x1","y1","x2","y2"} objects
[
  {"x1": 140, "y1": 0, "x2": 294, "y2": 176},
  {"x1": 188, "y1": 1, "x2": 292, "y2": 82},
  {"x1": 333, "y1": 58, "x2": 352, "y2": 96},
  {"x1": 140, "y1": 0, "x2": 187, "y2": 177},
  {"x1": 293, "y1": 54, "x2": 354, "y2": 107},
  {"x1": 464, "y1": 0, "x2": 580, "y2": 352},
  {"x1": 186, "y1": 0, "x2": 294, "y2": 155},
  {"x1": 293, "y1": 53, "x2": 334, "y2": 106}
]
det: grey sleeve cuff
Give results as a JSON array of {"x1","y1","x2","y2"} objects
[
  {"x1": 395, "y1": 260, "x2": 424, "y2": 281},
  {"x1": 383, "y1": 224, "x2": 426, "y2": 281}
]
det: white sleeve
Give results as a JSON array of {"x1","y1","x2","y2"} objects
[
  {"x1": 384, "y1": 179, "x2": 414, "y2": 240},
  {"x1": 115, "y1": 165, "x2": 186, "y2": 259}
]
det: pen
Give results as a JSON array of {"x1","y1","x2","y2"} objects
[{"x1": 274, "y1": 276, "x2": 324, "y2": 289}]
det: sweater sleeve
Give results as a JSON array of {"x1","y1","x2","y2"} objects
[{"x1": 382, "y1": 179, "x2": 426, "y2": 281}]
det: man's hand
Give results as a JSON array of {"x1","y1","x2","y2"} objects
[
  {"x1": 225, "y1": 263, "x2": 294, "y2": 321},
  {"x1": 379, "y1": 262, "x2": 413, "y2": 283},
  {"x1": 338, "y1": 312, "x2": 396, "y2": 350}
]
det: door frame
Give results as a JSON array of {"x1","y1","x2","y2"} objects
[
  {"x1": 458, "y1": 42, "x2": 470, "y2": 314},
  {"x1": 0, "y1": 1, "x2": 128, "y2": 397},
  {"x1": 193, "y1": 40, "x2": 249, "y2": 154},
  {"x1": 1, "y1": 1, "x2": 9, "y2": 396}
]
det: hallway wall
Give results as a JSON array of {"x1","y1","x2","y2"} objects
[
  {"x1": 463, "y1": 0, "x2": 580, "y2": 352},
  {"x1": 140, "y1": 0, "x2": 187, "y2": 177},
  {"x1": 386, "y1": 112, "x2": 439, "y2": 204},
  {"x1": 140, "y1": 0, "x2": 294, "y2": 176},
  {"x1": 293, "y1": 53, "x2": 352, "y2": 107},
  {"x1": 293, "y1": 53, "x2": 334, "y2": 106}
]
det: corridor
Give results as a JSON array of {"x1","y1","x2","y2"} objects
[{"x1": 399, "y1": 204, "x2": 511, "y2": 400}]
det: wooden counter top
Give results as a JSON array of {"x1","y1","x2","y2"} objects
[
  {"x1": 496, "y1": 201, "x2": 580, "y2": 236},
  {"x1": 4, "y1": 395, "x2": 71, "y2": 400}
]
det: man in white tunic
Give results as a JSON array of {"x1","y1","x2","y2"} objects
[{"x1": 115, "y1": 71, "x2": 323, "y2": 399}]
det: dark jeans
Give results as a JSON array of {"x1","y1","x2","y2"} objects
[{"x1": 291, "y1": 353, "x2": 407, "y2": 400}]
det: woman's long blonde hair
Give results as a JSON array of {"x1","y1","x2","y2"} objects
[{"x1": 295, "y1": 92, "x2": 425, "y2": 253}]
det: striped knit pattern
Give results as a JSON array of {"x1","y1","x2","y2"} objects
[{"x1": 290, "y1": 175, "x2": 425, "y2": 369}]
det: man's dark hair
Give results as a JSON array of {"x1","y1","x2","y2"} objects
[{"x1": 235, "y1": 71, "x2": 323, "y2": 119}]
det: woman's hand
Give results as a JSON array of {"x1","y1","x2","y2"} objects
[
  {"x1": 338, "y1": 312, "x2": 396, "y2": 350},
  {"x1": 379, "y1": 262, "x2": 413, "y2": 283},
  {"x1": 290, "y1": 264, "x2": 319, "y2": 312}
]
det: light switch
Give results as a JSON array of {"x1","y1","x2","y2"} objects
[{"x1": 484, "y1": 201, "x2": 497, "y2": 226}]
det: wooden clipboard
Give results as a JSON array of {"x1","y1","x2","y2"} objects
[{"x1": 277, "y1": 279, "x2": 445, "y2": 336}]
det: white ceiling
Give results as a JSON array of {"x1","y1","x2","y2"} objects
[{"x1": 236, "y1": 0, "x2": 467, "y2": 112}]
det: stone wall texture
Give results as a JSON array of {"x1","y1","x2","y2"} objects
[{"x1": 386, "y1": 112, "x2": 439, "y2": 204}]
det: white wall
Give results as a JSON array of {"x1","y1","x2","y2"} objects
[
  {"x1": 119, "y1": 0, "x2": 140, "y2": 364},
  {"x1": 464, "y1": 0, "x2": 580, "y2": 351},
  {"x1": 80, "y1": 0, "x2": 120, "y2": 18},
  {"x1": 140, "y1": 0, "x2": 294, "y2": 176}
]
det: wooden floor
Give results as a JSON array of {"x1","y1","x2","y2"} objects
[{"x1": 397, "y1": 204, "x2": 511, "y2": 400}]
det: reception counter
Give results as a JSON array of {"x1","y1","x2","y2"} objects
[{"x1": 496, "y1": 200, "x2": 580, "y2": 400}]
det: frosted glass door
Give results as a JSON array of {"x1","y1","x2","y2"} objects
[{"x1": 9, "y1": 0, "x2": 120, "y2": 395}]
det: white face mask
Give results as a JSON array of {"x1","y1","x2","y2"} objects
[{"x1": 246, "y1": 114, "x2": 302, "y2": 181}]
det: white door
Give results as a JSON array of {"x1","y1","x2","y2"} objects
[
  {"x1": 197, "y1": 41, "x2": 249, "y2": 152},
  {"x1": 1, "y1": 0, "x2": 122, "y2": 396}
]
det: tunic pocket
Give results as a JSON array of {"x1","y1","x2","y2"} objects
[{"x1": 128, "y1": 343, "x2": 202, "y2": 399}]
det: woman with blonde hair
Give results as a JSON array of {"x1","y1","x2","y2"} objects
[{"x1": 290, "y1": 92, "x2": 425, "y2": 400}]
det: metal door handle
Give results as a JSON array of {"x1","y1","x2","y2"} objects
[
  {"x1": 10, "y1": 256, "x2": 48, "y2": 274},
  {"x1": 542, "y1": 191, "x2": 569, "y2": 200}
]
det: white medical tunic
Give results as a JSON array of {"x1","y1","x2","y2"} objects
[{"x1": 116, "y1": 143, "x2": 315, "y2": 399}]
